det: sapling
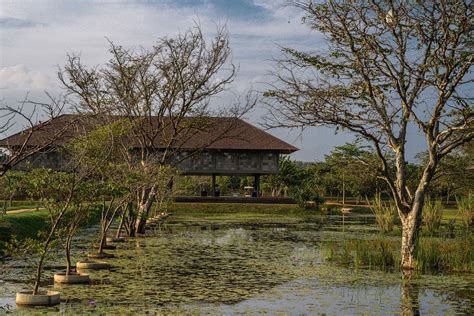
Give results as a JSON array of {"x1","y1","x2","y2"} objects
[
  {"x1": 58, "y1": 188, "x2": 96, "y2": 275},
  {"x1": 25, "y1": 169, "x2": 82, "y2": 294},
  {"x1": 95, "y1": 190, "x2": 127, "y2": 254}
]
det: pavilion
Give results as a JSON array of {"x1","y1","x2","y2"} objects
[{"x1": 0, "y1": 114, "x2": 298, "y2": 198}]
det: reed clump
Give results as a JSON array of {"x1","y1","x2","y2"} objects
[
  {"x1": 415, "y1": 234, "x2": 473, "y2": 273},
  {"x1": 456, "y1": 195, "x2": 473, "y2": 229},
  {"x1": 422, "y1": 199, "x2": 443, "y2": 233},
  {"x1": 366, "y1": 194, "x2": 396, "y2": 233},
  {"x1": 322, "y1": 238, "x2": 399, "y2": 271},
  {"x1": 322, "y1": 234, "x2": 473, "y2": 273}
]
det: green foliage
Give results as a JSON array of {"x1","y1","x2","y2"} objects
[
  {"x1": 262, "y1": 157, "x2": 307, "y2": 197},
  {"x1": 422, "y1": 199, "x2": 443, "y2": 233},
  {"x1": 456, "y1": 195, "x2": 473, "y2": 228},
  {"x1": 366, "y1": 193, "x2": 396, "y2": 233},
  {"x1": 0, "y1": 171, "x2": 28, "y2": 210},
  {"x1": 427, "y1": 142, "x2": 474, "y2": 199},
  {"x1": 289, "y1": 179, "x2": 324, "y2": 210}
]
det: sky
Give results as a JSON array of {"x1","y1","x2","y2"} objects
[{"x1": 0, "y1": 0, "x2": 426, "y2": 162}]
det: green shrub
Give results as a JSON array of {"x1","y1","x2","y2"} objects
[
  {"x1": 422, "y1": 199, "x2": 443, "y2": 233},
  {"x1": 366, "y1": 193, "x2": 396, "y2": 233},
  {"x1": 289, "y1": 181, "x2": 324, "y2": 210}
]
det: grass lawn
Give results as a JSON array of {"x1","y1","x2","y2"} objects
[
  {"x1": 0, "y1": 208, "x2": 101, "y2": 256},
  {"x1": 167, "y1": 202, "x2": 316, "y2": 224}
]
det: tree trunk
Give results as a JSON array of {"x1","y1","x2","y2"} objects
[
  {"x1": 33, "y1": 251, "x2": 47, "y2": 295},
  {"x1": 399, "y1": 200, "x2": 423, "y2": 270},
  {"x1": 135, "y1": 186, "x2": 157, "y2": 234},
  {"x1": 135, "y1": 202, "x2": 152, "y2": 234},
  {"x1": 342, "y1": 173, "x2": 345, "y2": 205},
  {"x1": 98, "y1": 229, "x2": 107, "y2": 254},
  {"x1": 116, "y1": 207, "x2": 127, "y2": 238},
  {"x1": 65, "y1": 237, "x2": 72, "y2": 275}
]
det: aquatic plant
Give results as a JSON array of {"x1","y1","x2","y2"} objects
[
  {"x1": 422, "y1": 199, "x2": 443, "y2": 233},
  {"x1": 366, "y1": 194, "x2": 396, "y2": 233},
  {"x1": 456, "y1": 195, "x2": 473, "y2": 229}
]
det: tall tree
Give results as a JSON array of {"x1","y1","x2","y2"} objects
[
  {"x1": 265, "y1": 1, "x2": 473, "y2": 269},
  {"x1": 58, "y1": 25, "x2": 254, "y2": 234}
]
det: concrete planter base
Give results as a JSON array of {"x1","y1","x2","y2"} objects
[
  {"x1": 87, "y1": 252, "x2": 115, "y2": 259},
  {"x1": 54, "y1": 272, "x2": 90, "y2": 284},
  {"x1": 76, "y1": 260, "x2": 111, "y2": 270},
  {"x1": 106, "y1": 237, "x2": 126, "y2": 243},
  {"x1": 16, "y1": 291, "x2": 60, "y2": 306}
]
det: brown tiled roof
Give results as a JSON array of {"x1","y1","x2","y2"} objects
[{"x1": 0, "y1": 114, "x2": 298, "y2": 153}]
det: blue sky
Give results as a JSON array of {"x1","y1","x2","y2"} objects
[{"x1": 0, "y1": 0, "x2": 428, "y2": 161}]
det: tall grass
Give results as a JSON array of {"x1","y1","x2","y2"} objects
[
  {"x1": 422, "y1": 199, "x2": 443, "y2": 233},
  {"x1": 415, "y1": 235, "x2": 473, "y2": 273},
  {"x1": 456, "y1": 195, "x2": 473, "y2": 228},
  {"x1": 322, "y1": 237, "x2": 400, "y2": 271},
  {"x1": 321, "y1": 234, "x2": 473, "y2": 273},
  {"x1": 366, "y1": 194, "x2": 396, "y2": 233}
]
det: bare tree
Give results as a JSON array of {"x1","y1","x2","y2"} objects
[
  {"x1": 0, "y1": 93, "x2": 72, "y2": 177},
  {"x1": 58, "y1": 25, "x2": 255, "y2": 235},
  {"x1": 265, "y1": 1, "x2": 473, "y2": 269}
]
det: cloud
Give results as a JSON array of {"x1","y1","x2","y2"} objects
[
  {"x1": 0, "y1": 17, "x2": 45, "y2": 28},
  {"x1": 0, "y1": 65, "x2": 55, "y2": 90},
  {"x1": 0, "y1": 0, "x2": 336, "y2": 161}
]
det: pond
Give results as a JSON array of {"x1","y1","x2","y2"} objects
[{"x1": 0, "y1": 208, "x2": 472, "y2": 314}]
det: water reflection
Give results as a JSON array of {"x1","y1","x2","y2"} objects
[
  {"x1": 401, "y1": 270, "x2": 420, "y2": 316},
  {"x1": 0, "y1": 212, "x2": 472, "y2": 314}
]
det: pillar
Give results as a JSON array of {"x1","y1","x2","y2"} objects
[
  {"x1": 254, "y1": 174, "x2": 260, "y2": 197},
  {"x1": 212, "y1": 174, "x2": 216, "y2": 197}
]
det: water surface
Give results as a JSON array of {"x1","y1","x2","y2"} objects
[{"x1": 0, "y1": 210, "x2": 472, "y2": 314}]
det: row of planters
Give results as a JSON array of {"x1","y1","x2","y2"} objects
[
  {"x1": 6, "y1": 129, "x2": 174, "y2": 307},
  {"x1": 11, "y1": 168, "x2": 172, "y2": 306}
]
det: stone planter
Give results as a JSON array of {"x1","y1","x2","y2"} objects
[
  {"x1": 54, "y1": 272, "x2": 90, "y2": 284},
  {"x1": 106, "y1": 237, "x2": 126, "y2": 243},
  {"x1": 76, "y1": 260, "x2": 111, "y2": 270},
  {"x1": 16, "y1": 291, "x2": 60, "y2": 306},
  {"x1": 87, "y1": 252, "x2": 115, "y2": 259}
]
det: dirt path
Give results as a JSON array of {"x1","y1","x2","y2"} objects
[
  {"x1": 325, "y1": 201, "x2": 370, "y2": 209},
  {"x1": 4, "y1": 208, "x2": 42, "y2": 215}
]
